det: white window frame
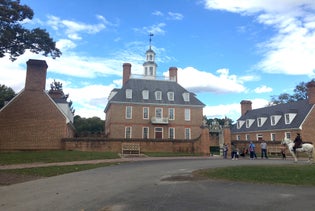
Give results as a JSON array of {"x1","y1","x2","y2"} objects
[
  {"x1": 126, "y1": 89, "x2": 132, "y2": 99},
  {"x1": 236, "y1": 135, "x2": 240, "y2": 140},
  {"x1": 143, "y1": 127, "x2": 149, "y2": 139},
  {"x1": 155, "y1": 127, "x2": 163, "y2": 139},
  {"x1": 167, "y1": 92, "x2": 174, "y2": 101},
  {"x1": 125, "y1": 127, "x2": 132, "y2": 139},
  {"x1": 271, "y1": 133, "x2": 276, "y2": 141},
  {"x1": 155, "y1": 91, "x2": 162, "y2": 100},
  {"x1": 245, "y1": 134, "x2": 250, "y2": 140},
  {"x1": 155, "y1": 107, "x2": 163, "y2": 118},
  {"x1": 237, "y1": 120, "x2": 245, "y2": 129},
  {"x1": 143, "y1": 107, "x2": 149, "y2": 119},
  {"x1": 257, "y1": 117, "x2": 267, "y2": 127},
  {"x1": 285, "y1": 113, "x2": 297, "y2": 124},
  {"x1": 169, "y1": 127, "x2": 175, "y2": 139},
  {"x1": 257, "y1": 134, "x2": 263, "y2": 141},
  {"x1": 285, "y1": 132, "x2": 291, "y2": 139},
  {"x1": 142, "y1": 90, "x2": 149, "y2": 100},
  {"x1": 184, "y1": 108, "x2": 190, "y2": 121},
  {"x1": 185, "y1": 128, "x2": 191, "y2": 140},
  {"x1": 183, "y1": 92, "x2": 190, "y2": 102},
  {"x1": 168, "y1": 108, "x2": 175, "y2": 120},
  {"x1": 246, "y1": 119, "x2": 255, "y2": 128},
  {"x1": 125, "y1": 106, "x2": 132, "y2": 119}
]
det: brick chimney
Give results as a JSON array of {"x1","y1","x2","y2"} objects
[
  {"x1": 25, "y1": 59, "x2": 48, "y2": 91},
  {"x1": 169, "y1": 67, "x2": 178, "y2": 82},
  {"x1": 240, "y1": 100, "x2": 252, "y2": 116},
  {"x1": 122, "y1": 63, "x2": 131, "y2": 85},
  {"x1": 307, "y1": 81, "x2": 315, "y2": 104}
]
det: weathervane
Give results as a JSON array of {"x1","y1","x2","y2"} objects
[{"x1": 149, "y1": 33, "x2": 154, "y2": 49}]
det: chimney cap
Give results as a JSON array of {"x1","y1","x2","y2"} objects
[
  {"x1": 26, "y1": 59, "x2": 48, "y2": 68},
  {"x1": 240, "y1": 100, "x2": 252, "y2": 104}
]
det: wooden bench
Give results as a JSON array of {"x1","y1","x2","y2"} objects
[
  {"x1": 121, "y1": 143, "x2": 140, "y2": 156},
  {"x1": 268, "y1": 147, "x2": 282, "y2": 156}
]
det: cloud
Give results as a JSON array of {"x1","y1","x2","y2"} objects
[
  {"x1": 167, "y1": 12, "x2": 184, "y2": 20},
  {"x1": 152, "y1": 11, "x2": 164, "y2": 16},
  {"x1": 134, "y1": 23, "x2": 167, "y2": 35},
  {"x1": 46, "y1": 15, "x2": 107, "y2": 40},
  {"x1": 175, "y1": 66, "x2": 249, "y2": 93},
  {"x1": 254, "y1": 85, "x2": 272, "y2": 93},
  {"x1": 203, "y1": 0, "x2": 315, "y2": 76},
  {"x1": 204, "y1": 98, "x2": 269, "y2": 121}
]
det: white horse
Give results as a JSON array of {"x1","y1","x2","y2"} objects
[{"x1": 281, "y1": 138, "x2": 314, "y2": 163}]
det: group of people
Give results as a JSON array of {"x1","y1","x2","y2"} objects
[{"x1": 222, "y1": 133, "x2": 303, "y2": 160}]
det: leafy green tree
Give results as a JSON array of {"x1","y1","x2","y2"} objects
[
  {"x1": 0, "y1": 84, "x2": 16, "y2": 108},
  {"x1": 270, "y1": 80, "x2": 314, "y2": 105},
  {"x1": 0, "y1": 0, "x2": 61, "y2": 61},
  {"x1": 74, "y1": 115, "x2": 105, "y2": 136}
]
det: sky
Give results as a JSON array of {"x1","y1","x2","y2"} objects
[{"x1": 1, "y1": 0, "x2": 315, "y2": 122}]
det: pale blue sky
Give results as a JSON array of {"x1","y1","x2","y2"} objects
[{"x1": 1, "y1": 0, "x2": 315, "y2": 121}]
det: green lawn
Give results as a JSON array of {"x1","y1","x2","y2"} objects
[
  {"x1": 196, "y1": 164, "x2": 315, "y2": 186},
  {"x1": 2, "y1": 163, "x2": 119, "y2": 177},
  {"x1": 0, "y1": 150, "x2": 120, "y2": 165}
]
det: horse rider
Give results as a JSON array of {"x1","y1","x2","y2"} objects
[{"x1": 293, "y1": 133, "x2": 303, "y2": 153}]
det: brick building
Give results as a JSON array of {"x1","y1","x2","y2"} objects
[
  {"x1": 231, "y1": 81, "x2": 315, "y2": 144},
  {"x1": 0, "y1": 59, "x2": 74, "y2": 151},
  {"x1": 104, "y1": 45, "x2": 205, "y2": 140}
]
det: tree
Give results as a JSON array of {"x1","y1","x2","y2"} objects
[
  {"x1": 270, "y1": 80, "x2": 314, "y2": 105},
  {"x1": 73, "y1": 115, "x2": 105, "y2": 136},
  {"x1": 0, "y1": 0, "x2": 61, "y2": 61},
  {"x1": 0, "y1": 84, "x2": 16, "y2": 108}
]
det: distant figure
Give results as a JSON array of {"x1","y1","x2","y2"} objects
[
  {"x1": 223, "y1": 143, "x2": 228, "y2": 159},
  {"x1": 231, "y1": 143, "x2": 238, "y2": 160},
  {"x1": 293, "y1": 133, "x2": 303, "y2": 153},
  {"x1": 249, "y1": 141, "x2": 257, "y2": 160},
  {"x1": 280, "y1": 144, "x2": 286, "y2": 160},
  {"x1": 260, "y1": 140, "x2": 268, "y2": 159}
]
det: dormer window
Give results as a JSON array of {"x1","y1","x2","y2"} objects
[
  {"x1": 257, "y1": 117, "x2": 267, "y2": 127},
  {"x1": 285, "y1": 113, "x2": 297, "y2": 124},
  {"x1": 126, "y1": 89, "x2": 132, "y2": 99},
  {"x1": 167, "y1": 92, "x2": 174, "y2": 101},
  {"x1": 271, "y1": 115, "x2": 281, "y2": 126},
  {"x1": 142, "y1": 90, "x2": 149, "y2": 100},
  {"x1": 183, "y1": 92, "x2": 190, "y2": 102},
  {"x1": 237, "y1": 120, "x2": 245, "y2": 129},
  {"x1": 246, "y1": 119, "x2": 255, "y2": 128},
  {"x1": 155, "y1": 91, "x2": 162, "y2": 100}
]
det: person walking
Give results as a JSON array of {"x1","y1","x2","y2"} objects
[
  {"x1": 260, "y1": 140, "x2": 268, "y2": 159},
  {"x1": 249, "y1": 141, "x2": 257, "y2": 160},
  {"x1": 231, "y1": 142, "x2": 238, "y2": 160},
  {"x1": 222, "y1": 143, "x2": 228, "y2": 159}
]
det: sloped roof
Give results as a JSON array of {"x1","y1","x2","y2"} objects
[
  {"x1": 104, "y1": 78, "x2": 205, "y2": 112},
  {"x1": 231, "y1": 99, "x2": 314, "y2": 133}
]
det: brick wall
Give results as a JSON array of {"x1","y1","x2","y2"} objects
[
  {"x1": 63, "y1": 128, "x2": 212, "y2": 155},
  {"x1": 0, "y1": 90, "x2": 73, "y2": 151},
  {"x1": 106, "y1": 103, "x2": 203, "y2": 139}
]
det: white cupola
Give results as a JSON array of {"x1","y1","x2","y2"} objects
[{"x1": 143, "y1": 33, "x2": 157, "y2": 79}]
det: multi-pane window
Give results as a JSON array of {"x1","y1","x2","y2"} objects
[
  {"x1": 236, "y1": 135, "x2": 240, "y2": 140},
  {"x1": 183, "y1": 92, "x2": 190, "y2": 102},
  {"x1": 155, "y1": 108, "x2": 162, "y2": 118},
  {"x1": 126, "y1": 89, "x2": 132, "y2": 99},
  {"x1": 142, "y1": 90, "x2": 149, "y2": 100},
  {"x1": 184, "y1": 108, "x2": 190, "y2": 121},
  {"x1": 271, "y1": 133, "x2": 276, "y2": 141},
  {"x1": 143, "y1": 127, "x2": 149, "y2": 139},
  {"x1": 285, "y1": 132, "x2": 291, "y2": 139},
  {"x1": 125, "y1": 127, "x2": 132, "y2": 139},
  {"x1": 155, "y1": 91, "x2": 162, "y2": 100},
  {"x1": 168, "y1": 108, "x2": 175, "y2": 120},
  {"x1": 185, "y1": 128, "x2": 191, "y2": 140},
  {"x1": 143, "y1": 107, "x2": 149, "y2": 119},
  {"x1": 169, "y1": 127, "x2": 175, "y2": 139},
  {"x1": 285, "y1": 114, "x2": 290, "y2": 124},
  {"x1": 126, "y1": 106, "x2": 132, "y2": 119},
  {"x1": 167, "y1": 92, "x2": 174, "y2": 101}
]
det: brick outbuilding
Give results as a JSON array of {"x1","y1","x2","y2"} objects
[{"x1": 0, "y1": 59, "x2": 74, "y2": 151}]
